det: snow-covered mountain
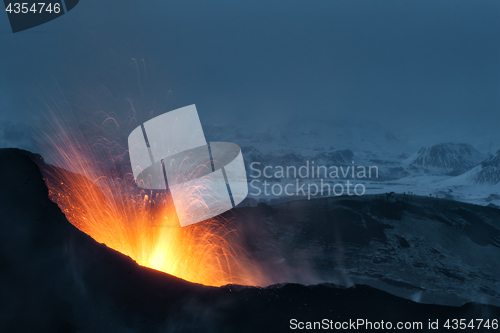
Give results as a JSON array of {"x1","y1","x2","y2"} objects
[
  {"x1": 406, "y1": 149, "x2": 500, "y2": 208},
  {"x1": 403, "y1": 143, "x2": 485, "y2": 176},
  {"x1": 432, "y1": 150, "x2": 500, "y2": 187},
  {"x1": 473, "y1": 150, "x2": 500, "y2": 185}
]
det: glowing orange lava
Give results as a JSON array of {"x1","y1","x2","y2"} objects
[{"x1": 36, "y1": 113, "x2": 260, "y2": 287}]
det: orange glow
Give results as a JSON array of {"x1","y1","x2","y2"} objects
[{"x1": 36, "y1": 112, "x2": 261, "y2": 287}]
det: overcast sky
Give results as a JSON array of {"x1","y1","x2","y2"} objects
[{"x1": 1, "y1": 0, "x2": 499, "y2": 152}]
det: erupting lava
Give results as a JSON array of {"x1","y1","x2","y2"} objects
[{"x1": 36, "y1": 111, "x2": 259, "y2": 287}]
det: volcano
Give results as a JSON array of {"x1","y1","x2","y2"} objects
[{"x1": 1, "y1": 148, "x2": 499, "y2": 332}]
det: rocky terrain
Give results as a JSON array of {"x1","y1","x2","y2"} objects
[{"x1": 227, "y1": 193, "x2": 500, "y2": 306}]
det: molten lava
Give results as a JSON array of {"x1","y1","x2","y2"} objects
[{"x1": 37, "y1": 113, "x2": 259, "y2": 287}]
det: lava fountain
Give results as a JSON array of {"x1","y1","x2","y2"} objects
[{"x1": 35, "y1": 108, "x2": 260, "y2": 287}]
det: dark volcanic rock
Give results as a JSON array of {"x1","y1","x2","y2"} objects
[{"x1": 1, "y1": 148, "x2": 499, "y2": 332}]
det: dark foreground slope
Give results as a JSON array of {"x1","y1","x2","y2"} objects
[
  {"x1": 0, "y1": 148, "x2": 499, "y2": 333},
  {"x1": 226, "y1": 192, "x2": 500, "y2": 307}
]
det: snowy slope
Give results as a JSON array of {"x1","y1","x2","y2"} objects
[
  {"x1": 438, "y1": 150, "x2": 500, "y2": 186},
  {"x1": 473, "y1": 150, "x2": 500, "y2": 185}
]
